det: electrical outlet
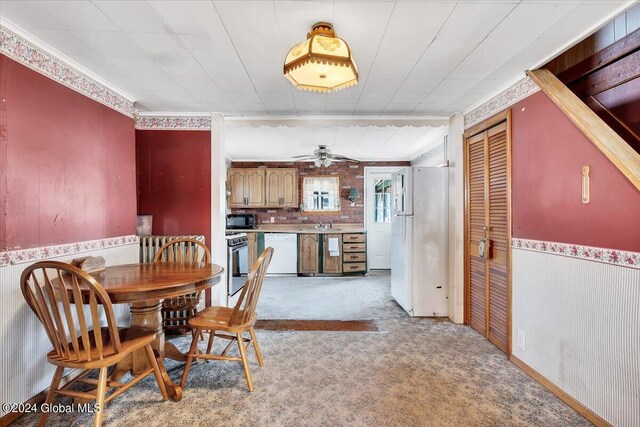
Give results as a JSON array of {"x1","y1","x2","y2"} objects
[
  {"x1": 517, "y1": 329, "x2": 525, "y2": 351},
  {"x1": 270, "y1": 217, "x2": 275, "y2": 223}
]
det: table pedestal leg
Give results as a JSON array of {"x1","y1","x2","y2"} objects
[
  {"x1": 129, "y1": 301, "x2": 165, "y2": 373},
  {"x1": 165, "y1": 341, "x2": 188, "y2": 362},
  {"x1": 110, "y1": 300, "x2": 182, "y2": 401}
]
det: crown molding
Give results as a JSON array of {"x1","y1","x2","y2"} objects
[
  {"x1": 225, "y1": 115, "x2": 449, "y2": 121},
  {"x1": 136, "y1": 111, "x2": 211, "y2": 117},
  {"x1": 463, "y1": 76, "x2": 539, "y2": 130},
  {"x1": 224, "y1": 116, "x2": 449, "y2": 128},
  {"x1": 134, "y1": 112, "x2": 212, "y2": 130},
  {"x1": 0, "y1": 21, "x2": 135, "y2": 117}
]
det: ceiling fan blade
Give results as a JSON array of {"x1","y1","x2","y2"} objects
[
  {"x1": 292, "y1": 155, "x2": 316, "y2": 159},
  {"x1": 330, "y1": 154, "x2": 360, "y2": 163}
]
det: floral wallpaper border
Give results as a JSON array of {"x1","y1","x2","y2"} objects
[
  {"x1": 0, "y1": 235, "x2": 140, "y2": 266},
  {"x1": 464, "y1": 76, "x2": 540, "y2": 129},
  {"x1": 512, "y1": 238, "x2": 640, "y2": 269},
  {"x1": 135, "y1": 115, "x2": 212, "y2": 130},
  {"x1": 0, "y1": 25, "x2": 135, "y2": 117}
]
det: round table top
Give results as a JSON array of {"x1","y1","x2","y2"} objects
[{"x1": 83, "y1": 262, "x2": 224, "y2": 304}]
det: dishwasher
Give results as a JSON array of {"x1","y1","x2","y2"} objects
[{"x1": 264, "y1": 233, "x2": 298, "y2": 274}]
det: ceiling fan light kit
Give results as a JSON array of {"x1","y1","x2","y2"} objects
[
  {"x1": 293, "y1": 145, "x2": 359, "y2": 166},
  {"x1": 284, "y1": 22, "x2": 358, "y2": 93}
]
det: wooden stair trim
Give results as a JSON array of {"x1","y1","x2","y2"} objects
[
  {"x1": 557, "y1": 27, "x2": 640, "y2": 85},
  {"x1": 527, "y1": 69, "x2": 640, "y2": 192}
]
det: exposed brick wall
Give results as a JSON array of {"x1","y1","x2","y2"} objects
[{"x1": 230, "y1": 161, "x2": 409, "y2": 225}]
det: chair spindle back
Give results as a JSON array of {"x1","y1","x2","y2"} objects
[
  {"x1": 20, "y1": 261, "x2": 120, "y2": 362},
  {"x1": 153, "y1": 238, "x2": 211, "y2": 264},
  {"x1": 229, "y1": 247, "x2": 273, "y2": 327}
]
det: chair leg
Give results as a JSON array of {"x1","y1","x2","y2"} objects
[
  {"x1": 38, "y1": 366, "x2": 64, "y2": 427},
  {"x1": 145, "y1": 344, "x2": 169, "y2": 401},
  {"x1": 249, "y1": 327, "x2": 264, "y2": 368},
  {"x1": 192, "y1": 309, "x2": 203, "y2": 341},
  {"x1": 94, "y1": 367, "x2": 108, "y2": 427},
  {"x1": 236, "y1": 332, "x2": 254, "y2": 392},
  {"x1": 180, "y1": 330, "x2": 200, "y2": 389},
  {"x1": 205, "y1": 330, "x2": 216, "y2": 363},
  {"x1": 206, "y1": 330, "x2": 215, "y2": 354}
]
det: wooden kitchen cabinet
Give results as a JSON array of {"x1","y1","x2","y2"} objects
[
  {"x1": 228, "y1": 167, "x2": 297, "y2": 208},
  {"x1": 266, "y1": 168, "x2": 298, "y2": 208},
  {"x1": 298, "y1": 234, "x2": 319, "y2": 274},
  {"x1": 227, "y1": 168, "x2": 266, "y2": 208},
  {"x1": 323, "y1": 234, "x2": 343, "y2": 274},
  {"x1": 227, "y1": 168, "x2": 247, "y2": 207},
  {"x1": 342, "y1": 233, "x2": 367, "y2": 273},
  {"x1": 247, "y1": 232, "x2": 258, "y2": 267},
  {"x1": 298, "y1": 232, "x2": 366, "y2": 275}
]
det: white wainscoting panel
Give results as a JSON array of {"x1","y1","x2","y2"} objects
[
  {"x1": 512, "y1": 248, "x2": 640, "y2": 426},
  {"x1": 0, "y1": 242, "x2": 138, "y2": 417}
]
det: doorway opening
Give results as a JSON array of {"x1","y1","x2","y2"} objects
[{"x1": 365, "y1": 167, "x2": 402, "y2": 270}]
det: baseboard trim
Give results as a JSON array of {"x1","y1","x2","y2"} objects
[
  {"x1": 510, "y1": 355, "x2": 612, "y2": 427},
  {"x1": 0, "y1": 368, "x2": 83, "y2": 426}
]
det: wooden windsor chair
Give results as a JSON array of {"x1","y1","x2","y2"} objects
[
  {"x1": 20, "y1": 261, "x2": 168, "y2": 427},
  {"x1": 180, "y1": 247, "x2": 274, "y2": 392},
  {"x1": 153, "y1": 238, "x2": 211, "y2": 335}
]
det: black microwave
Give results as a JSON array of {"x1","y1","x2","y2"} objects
[{"x1": 226, "y1": 214, "x2": 257, "y2": 229}]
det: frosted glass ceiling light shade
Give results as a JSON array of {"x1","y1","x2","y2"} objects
[
  {"x1": 284, "y1": 22, "x2": 358, "y2": 93},
  {"x1": 314, "y1": 159, "x2": 323, "y2": 167}
]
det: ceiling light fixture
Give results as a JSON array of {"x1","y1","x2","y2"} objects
[{"x1": 284, "y1": 22, "x2": 358, "y2": 93}]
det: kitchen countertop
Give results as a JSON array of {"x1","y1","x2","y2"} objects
[{"x1": 227, "y1": 224, "x2": 367, "y2": 234}]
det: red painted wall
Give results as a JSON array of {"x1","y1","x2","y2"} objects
[
  {"x1": 136, "y1": 130, "x2": 212, "y2": 244},
  {"x1": 230, "y1": 161, "x2": 409, "y2": 225},
  {"x1": 511, "y1": 91, "x2": 640, "y2": 252},
  {"x1": 0, "y1": 55, "x2": 136, "y2": 251}
]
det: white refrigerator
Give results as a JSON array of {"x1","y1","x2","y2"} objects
[{"x1": 390, "y1": 167, "x2": 448, "y2": 317}]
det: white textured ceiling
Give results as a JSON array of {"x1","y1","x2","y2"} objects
[
  {"x1": 225, "y1": 124, "x2": 448, "y2": 161},
  {"x1": 0, "y1": 0, "x2": 631, "y2": 116}
]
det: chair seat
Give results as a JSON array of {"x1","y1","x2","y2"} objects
[
  {"x1": 47, "y1": 327, "x2": 156, "y2": 368},
  {"x1": 188, "y1": 306, "x2": 254, "y2": 331}
]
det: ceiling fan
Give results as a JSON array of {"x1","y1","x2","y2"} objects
[{"x1": 292, "y1": 145, "x2": 359, "y2": 167}]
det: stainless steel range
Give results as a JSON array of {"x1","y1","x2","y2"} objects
[{"x1": 226, "y1": 231, "x2": 248, "y2": 307}]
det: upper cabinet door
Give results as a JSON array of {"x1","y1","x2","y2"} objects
[
  {"x1": 227, "y1": 169, "x2": 247, "y2": 207},
  {"x1": 228, "y1": 167, "x2": 296, "y2": 209},
  {"x1": 280, "y1": 169, "x2": 298, "y2": 208},
  {"x1": 265, "y1": 169, "x2": 282, "y2": 206},
  {"x1": 245, "y1": 169, "x2": 266, "y2": 207}
]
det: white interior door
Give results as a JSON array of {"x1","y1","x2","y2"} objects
[{"x1": 366, "y1": 168, "x2": 399, "y2": 269}]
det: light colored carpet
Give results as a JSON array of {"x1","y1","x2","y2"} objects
[{"x1": 15, "y1": 271, "x2": 589, "y2": 426}]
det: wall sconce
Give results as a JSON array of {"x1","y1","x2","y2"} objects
[{"x1": 348, "y1": 187, "x2": 360, "y2": 206}]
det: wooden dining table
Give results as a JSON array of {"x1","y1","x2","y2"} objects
[{"x1": 68, "y1": 262, "x2": 224, "y2": 401}]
